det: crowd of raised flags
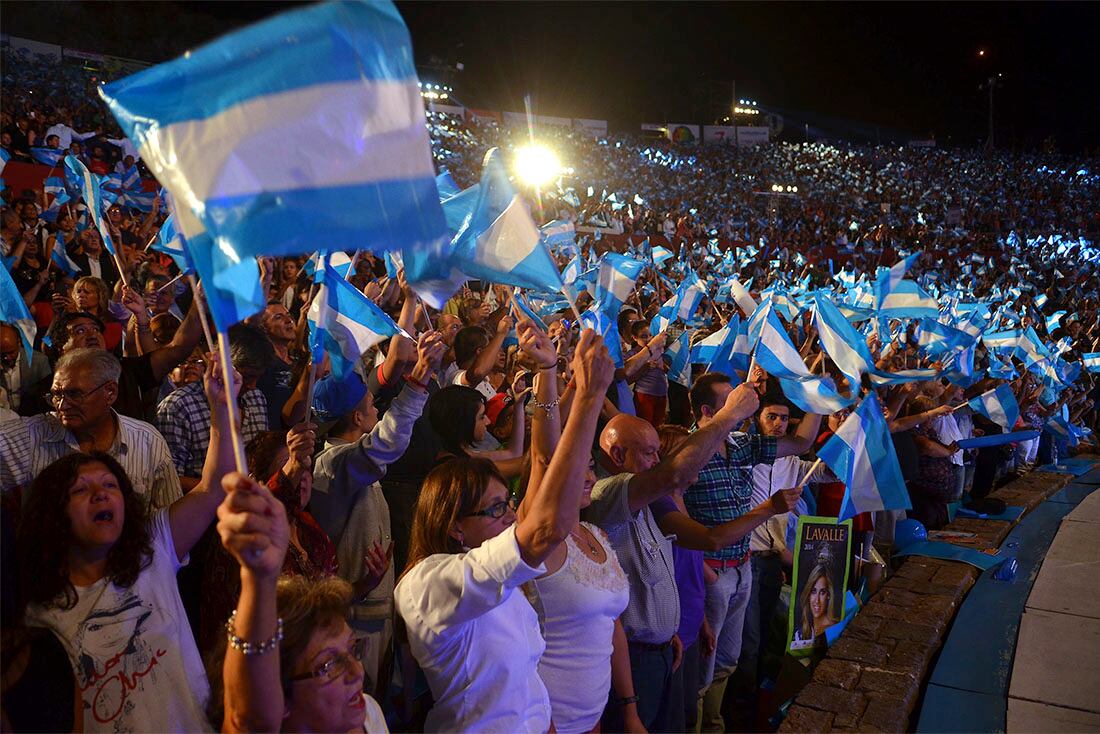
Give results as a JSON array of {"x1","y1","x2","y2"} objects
[{"x1": 0, "y1": 0, "x2": 1098, "y2": 730}]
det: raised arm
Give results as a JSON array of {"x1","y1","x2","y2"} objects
[
  {"x1": 777, "y1": 411, "x2": 822, "y2": 457},
  {"x1": 655, "y1": 488, "x2": 801, "y2": 551},
  {"x1": 168, "y1": 357, "x2": 240, "y2": 562},
  {"x1": 217, "y1": 472, "x2": 290, "y2": 734},
  {"x1": 513, "y1": 320, "x2": 563, "y2": 516},
  {"x1": 148, "y1": 292, "x2": 205, "y2": 382},
  {"x1": 515, "y1": 329, "x2": 614, "y2": 567},
  {"x1": 626, "y1": 383, "x2": 761, "y2": 514},
  {"x1": 465, "y1": 315, "x2": 513, "y2": 387}
]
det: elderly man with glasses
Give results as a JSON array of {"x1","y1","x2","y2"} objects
[{"x1": 0, "y1": 347, "x2": 182, "y2": 510}]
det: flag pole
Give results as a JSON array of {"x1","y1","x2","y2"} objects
[
  {"x1": 155, "y1": 270, "x2": 187, "y2": 294},
  {"x1": 797, "y1": 457, "x2": 823, "y2": 488},
  {"x1": 186, "y1": 274, "x2": 215, "y2": 352},
  {"x1": 303, "y1": 280, "x2": 330, "y2": 425},
  {"x1": 561, "y1": 287, "x2": 585, "y2": 327},
  {"x1": 346, "y1": 249, "x2": 361, "y2": 281},
  {"x1": 215, "y1": 327, "x2": 248, "y2": 473}
]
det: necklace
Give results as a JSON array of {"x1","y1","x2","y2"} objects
[{"x1": 569, "y1": 526, "x2": 602, "y2": 558}]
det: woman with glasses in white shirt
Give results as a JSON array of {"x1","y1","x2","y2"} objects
[{"x1": 396, "y1": 326, "x2": 614, "y2": 733}]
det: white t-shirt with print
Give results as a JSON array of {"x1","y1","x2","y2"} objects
[{"x1": 27, "y1": 511, "x2": 212, "y2": 733}]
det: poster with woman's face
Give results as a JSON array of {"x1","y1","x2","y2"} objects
[{"x1": 787, "y1": 515, "x2": 852, "y2": 656}]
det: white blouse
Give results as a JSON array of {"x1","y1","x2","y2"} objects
[
  {"x1": 531, "y1": 522, "x2": 629, "y2": 734},
  {"x1": 395, "y1": 525, "x2": 551, "y2": 733}
]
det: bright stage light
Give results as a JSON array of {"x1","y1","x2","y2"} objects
[{"x1": 514, "y1": 144, "x2": 562, "y2": 187}]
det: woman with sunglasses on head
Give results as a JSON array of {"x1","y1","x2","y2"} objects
[
  {"x1": 396, "y1": 327, "x2": 614, "y2": 733},
  {"x1": 211, "y1": 474, "x2": 388, "y2": 732}
]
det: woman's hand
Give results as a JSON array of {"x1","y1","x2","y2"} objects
[
  {"x1": 518, "y1": 319, "x2": 557, "y2": 369},
  {"x1": 571, "y1": 329, "x2": 615, "y2": 400},
  {"x1": 216, "y1": 472, "x2": 289, "y2": 582},
  {"x1": 355, "y1": 540, "x2": 394, "y2": 598},
  {"x1": 285, "y1": 421, "x2": 317, "y2": 475}
]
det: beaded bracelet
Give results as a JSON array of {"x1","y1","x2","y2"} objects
[
  {"x1": 530, "y1": 396, "x2": 560, "y2": 416},
  {"x1": 225, "y1": 610, "x2": 284, "y2": 656}
]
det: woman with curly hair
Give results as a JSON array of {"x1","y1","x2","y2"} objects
[{"x1": 14, "y1": 362, "x2": 237, "y2": 732}]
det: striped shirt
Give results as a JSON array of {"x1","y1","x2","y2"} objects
[
  {"x1": 583, "y1": 473, "x2": 680, "y2": 644},
  {"x1": 156, "y1": 381, "x2": 268, "y2": 478},
  {"x1": 750, "y1": 456, "x2": 827, "y2": 554},
  {"x1": 0, "y1": 410, "x2": 182, "y2": 511},
  {"x1": 684, "y1": 432, "x2": 777, "y2": 561}
]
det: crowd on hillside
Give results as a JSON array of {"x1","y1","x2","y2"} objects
[{"x1": 1, "y1": 43, "x2": 1098, "y2": 734}]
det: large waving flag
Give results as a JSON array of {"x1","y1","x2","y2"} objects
[
  {"x1": 816, "y1": 392, "x2": 910, "y2": 520},
  {"x1": 967, "y1": 384, "x2": 1020, "y2": 432},
  {"x1": 873, "y1": 252, "x2": 920, "y2": 305},
  {"x1": 672, "y1": 275, "x2": 706, "y2": 322},
  {"x1": 448, "y1": 148, "x2": 564, "y2": 293},
  {"x1": 308, "y1": 257, "x2": 406, "y2": 380},
  {"x1": 64, "y1": 155, "x2": 117, "y2": 255},
  {"x1": 30, "y1": 147, "x2": 65, "y2": 167},
  {"x1": 0, "y1": 266, "x2": 35, "y2": 362},
  {"x1": 813, "y1": 293, "x2": 876, "y2": 388},
  {"x1": 100, "y1": 0, "x2": 446, "y2": 261},
  {"x1": 917, "y1": 317, "x2": 974, "y2": 359},
  {"x1": 595, "y1": 252, "x2": 646, "y2": 316},
  {"x1": 878, "y1": 280, "x2": 939, "y2": 319},
  {"x1": 754, "y1": 307, "x2": 854, "y2": 414}
]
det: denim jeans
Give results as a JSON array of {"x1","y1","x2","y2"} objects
[
  {"x1": 701, "y1": 561, "x2": 754, "y2": 688},
  {"x1": 603, "y1": 642, "x2": 676, "y2": 732},
  {"x1": 735, "y1": 553, "x2": 784, "y2": 689}
]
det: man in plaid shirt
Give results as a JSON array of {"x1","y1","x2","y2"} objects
[
  {"x1": 156, "y1": 326, "x2": 273, "y2": 489},
  {"x1": 684, "y1": 373, "x2": 821, "y2": 731}
]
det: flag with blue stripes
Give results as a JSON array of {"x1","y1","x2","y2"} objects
[
  {"x1": 878, "y1": 279, "x2": 939, "y2": 319},
  {"x1": 436, "y1": 170, "x2": 461, "y2": 199},
  {"x1": 64, "y1": 155, "x2": 117, "y2": 255},
  {"x1": 651, "y1": 246, "x2": 674, "y2": 266},
  {"x1": 595, "y1": 252, "x2": 646, "y2": 315},
  {"x1": 50, "y1": 245, "x2": 82, "y2": 278},
  {"x1": 447, "y1": 148, "x2": 563, "y2": 293},
  {"x1": 873, "y1": 252, "x2": 920, "y2": 305},
  {"x1": 100, "y1": 0, "x2": 446, "y2": 260},
  {"x1": 673, "y1": 276, "x2": 705, "y2": 322},
  {"x1": 816, "y1": 391, "x2": 910, "y2": 520},
  {"x1": 511, "y1": 289, "x2": 548, "y2": 330},
  {"x1": 666, "y1": 330, "x2": 692, "y2": 386},
  {"x1": 968, "y1": 383, "x2": 1020, "y2": 432},
  {"x1": 149, "y1": 215, "x2": 193, "y2": 273},
  {"x1": 540, "y1": 219, "x2": 576, "y2": 250},
  {"x1": 30, "y1": 147, "x2": 65, "y2": 166},
  {"x1": 0, "y1": 266, "x2": 35, "y2": 362},
  {"x1": 579, "y1": 308, "x2": 624, "y2": 367},
  {"x1": 728, "y1": 276, "x2": 758, "y2": 317},
  {"x1": 1083, "y1": 353, "x2": 1100, "y2": 374},
  {"x1": 813, "y1": 293, "x2": 876, "y2": 388},
  {"x1": 308, "y1": 256, "x2": 406, "y2": 380},
  {"x1": 755, "y1": 306, "x2": 854, "y2": 414},
  {"x1": 987, "y1": 350, "x2": 1018, "y2": 380}
]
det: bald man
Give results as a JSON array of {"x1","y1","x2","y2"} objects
[{"x1": 584, "y1": 383, "x2": 760, "y2": 732}]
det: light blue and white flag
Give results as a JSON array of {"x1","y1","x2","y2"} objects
[
  {"x1": 50, "y1": 245, "x2": 83, "y2": 279},
  {"x1": 511, "y1": 289, "x2": 548, "y2": 331},
  {"x1": 1083, "y1": 353, "x2": 1100, "y2": 374},
  {"x1": 64, "y1": 155, "x2": 117, "y2": 255},
  {"x1": 595, "y1": 252, "x2": 646, "y2": 315},
  {"x1": 100, "y1": 0, "x2": 446, "y2": 260},
  {"x1": 690, "y1": 323, "x2": 733, "y2": 365},
  {"x1": 666, "y1": 330, "x2": 692, "y2": 386},
  {"x1": 448, "y1": 148, "x2": 563, "y2": 293},
  {"x1": 917, "y1": 317, "x2": 973, "y2": 358},
  {"x1": 150, "y1": 215, "x2": 193, "y2": 273},
  {"x1": 0, "y1": 266, "x2": 35, "y2": 362},
  {"x1": 435, "y1": 170, "x2": 461, "y2": 199},
  {"x1": 878, "y1": 279, "x2": 939, "y2": 319},
  {"x1": 968, "y1": 384, "x2": 1020, "y2": 432},
  {"x1": 540, "y1": 219, "x2": 576, "y2": 249},
  {"x1": 815, "y1": 392, "x2": 910, "y2": 520},
  {"x1": 813, "y1": 293, "x2": 875, "y2": 388},
  {"x1": 308, "y1": 257, "x2": 406, "y2": 380},
  {"x1": 651, "y1": 245, "x2": 674, "y2": 266},
  {"x1": 873, "y1": 252, "x2": 920, "y2": 306},
  {"x1": 728, "y1": 276, "x2": 758, "y2": 317},
  {"x1": 754, "y1": 308, "x2": 854, "y2": 414},
  {"x1": 987, "y1": 350, "x2": 1018, "y2": 380},
  {"x1": 579, "y1": 308, "x2": 623, "y2": 367},
  {"x1": 1045, "y1": 310, "x2": 1066, "y2": 335},
  {"x1": 673, "y1": 277, "x2": 706, "y2": 322},
  {"x1": 30, "y1": 147, "x2": 65, "y2": 166}
]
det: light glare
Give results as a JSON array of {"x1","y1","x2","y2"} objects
[{"x1": 514, "y1": 144, "x2": 562, "y2": 187}]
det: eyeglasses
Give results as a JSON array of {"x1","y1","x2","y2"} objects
[
  {"x1": 67, "y1": 322, "x2": 104, "y2": 339},
  {"x1": 46, "y1": 380, "x2": 111, "y2": 406},
  {"x1": 289, "y1": 637, "x2": 367, "y2": 685},
  {"x1": 468, "y1": 493, "x2": 519, "y2": 519}
]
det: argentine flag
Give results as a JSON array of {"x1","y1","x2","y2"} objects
[
  {"x1": 0, "y1": 266, "x2": 36, "y2": 362},
  {"x1": 1083, "y1": 353, "x2": 1100, "y2": 374},
  {"x1": 967, "y1": 384, "x2": 1020, "y2": 432},
  {"x1": 448, "y1": 148, "x2": 563, "y2": 293},
  {"x1": 878, "y1": 280, "x2": 939, "y2": 319},
  {"x1": 64, "y1": 155, "x2": 117, "y2": 255},
  {"x1": 50, "y1": 245, "x2": 83, "y2": 279},
  {"x1": 755, "y1": 307, "x2": 854, "y2": 414},
  {"x1": 595, "y1": 253, "x2": 646, "y2": 316},
  {"x1": 150, "y1": 215, "x2": 194, "y2": 274},
  {"x1": 666, "y1": 330, "x2": 692, "y2": 387},
  {"x1": 651, "y1": 246, "x2": 674, "y2": 266},
  {"x1": 579, "y1": 308, "x2": 624, "y2": 367},
  {"x1": 728, "y1": 277, "x2": 758, "y2": 317},
  {"x1": 308, "y1": 258, "x2": 406, "y2": 381},
  {"x1": 816, "y1": 392, "x2": 911, "y2": 520},
  {"x1": 30, "y1": 147, "x2": 65, "y2": 167},
  {"x1": 100, "y1": 0, "x2": 446, "y2": 260},
  {"x1": 540, "y1": 219, "x2": 576, "y2": 250}
]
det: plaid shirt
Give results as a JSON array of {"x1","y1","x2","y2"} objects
[
  {"x1": 684, "y1": 432, "x2": 778, "y2": 561},
  {"x1": 156, "y1": 381, "x2": 268, "y2": 478}
]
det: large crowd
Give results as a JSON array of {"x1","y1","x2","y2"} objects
[{"x1": 2, "y1": 41, "x2": 1099, "y2": 734}]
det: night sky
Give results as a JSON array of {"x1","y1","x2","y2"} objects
[{"x1": 5, "y1": 1, "x2": 1099, "y2": 150}]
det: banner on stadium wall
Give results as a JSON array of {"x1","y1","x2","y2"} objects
[
  {"x1": 466, "y1": 108, "x2": 502, "y2": 124},
  {"x1": 703, "y1": 125, "x2": 736, "y2": 144},
  {"x1": 736, "y1": 126, "x2": 769, "y2": 147},
  {"x1": 788, "y1": 516, "x2": 853, "y2": 657},
  {"x1": 666, "y1": 123, "x2": 700, "y2": 144},
  {"x1": 6, "y1": 36, "x2": 63, "y2": 61},
  {"x1": 640, "y1": 123, "x2": 667, "y2": 139},
  {"x1": 503, "y1": 111, "x2": 572, "y2": 129},
  {"x1": 574, "y1": 118, "x2": 608, "y2": 137},
  {"x1": 431, "y1": 103, "x2": 466, "y2": 117}
]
